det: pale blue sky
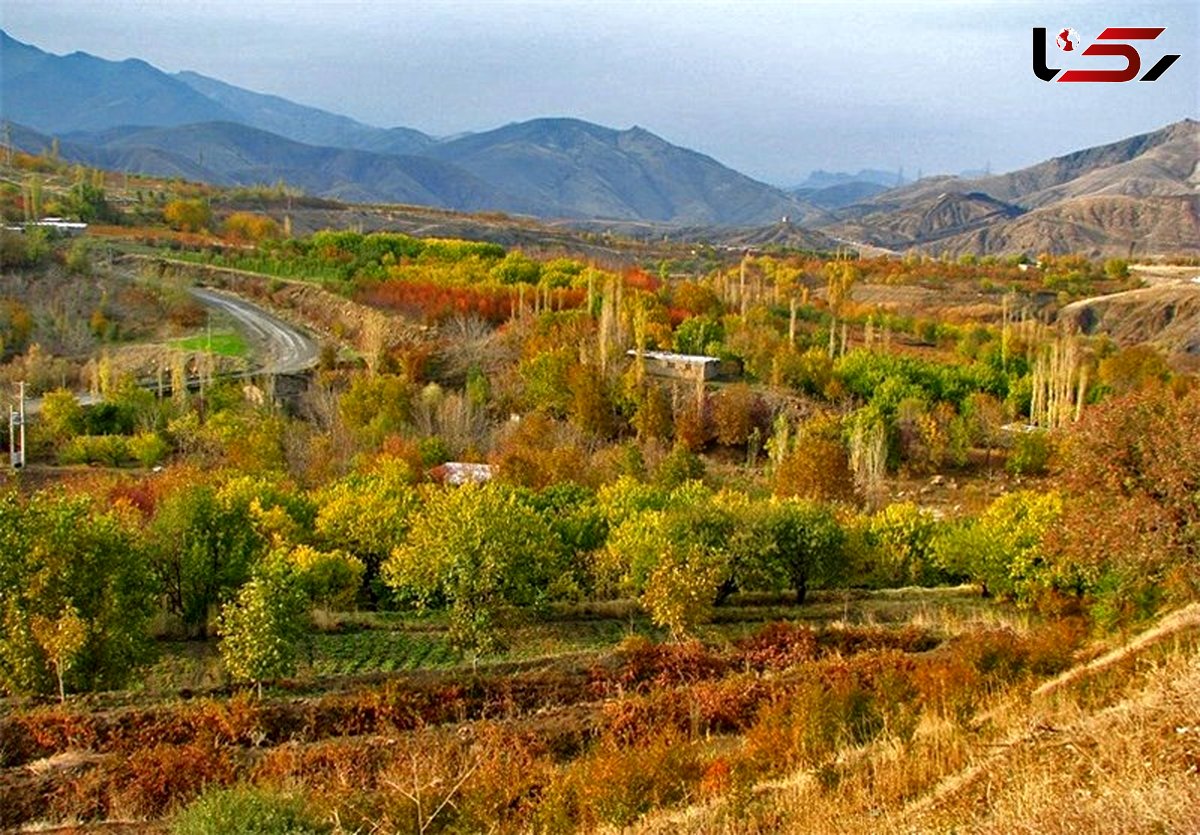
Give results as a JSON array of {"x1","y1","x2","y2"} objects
[{"x1": 3, "y1": 0, "x2": 1196, "y2": 185}]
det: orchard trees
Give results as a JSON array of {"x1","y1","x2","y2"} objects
[
  {"x1": 752, "y1": 500, "x2": 845, "y2": 604},
  {"x1": 605, "y1": 486, "x2": 734, "y2": 638},
  {"x1": 0, "y1": 491, "x2": 155, "y2": 696},
  {"x1": 148, "y1": 483, "x2": 267, "y2": 636},
  {"x1": 603, "y1": 483, "x2": 848, "y2": 635},
  {"x1": 218, "y1": 558, "x2": 309, "y2": 697},
  {"x1": 934, "y1": 491, "x2": 1063, "y2": 601},
  {"x1": 383, "y1": 483, "x2": 561, "y2": 660},
  {"x1": 313, "y1": 461, "x2": 420, "y2": 601}
]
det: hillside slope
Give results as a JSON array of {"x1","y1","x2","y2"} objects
[
  {"x1": 822, "y1": 120, "x2": 1200, "y2": 256},
  {"x1": 423, "y1": 118, "x2": 817, "y2": 225},
  {"x1": 54, "y1": 122, "x2": 514, "y2": 211},
  {"x1": 174, "y1": 70, "x2": 434, "y2": 156},
  {"x1": 0, "y1": 31, "x2": 238, "y2": 133},
  {"x1": 1059, "y1": 275, "x2": 1200, "y2": 369}
]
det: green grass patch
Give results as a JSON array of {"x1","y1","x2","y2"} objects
[{"x1": 172, "y1": 329, "x2": 248, "y2": 358}]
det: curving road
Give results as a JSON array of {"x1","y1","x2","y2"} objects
[
  {"x1": 189, "y1": 287, "x2": 320, "y2": 376},
  {"x1": 15, "y1": 288, "x2": 319, "y2": 421}
]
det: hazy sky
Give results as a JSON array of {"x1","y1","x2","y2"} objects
[{"x1": 3, "y1": 0, "x2": 1197, "y2": 185}]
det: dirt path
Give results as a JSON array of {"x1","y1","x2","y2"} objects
[{"x1": 1058, "y1": 264, "x2": 1200, "y2": 367}]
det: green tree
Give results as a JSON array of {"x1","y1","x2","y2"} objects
[
  {"x1": 34, "y1": 388, "x2": 85, "y2": 449},
  {"x1": 313, "y1": 461, "x2": 420, "y2": 601},
  {"x1": 61, "y1": 178, "x2": 116, "y2": 223},
  {"x1": 149, "y1": 484, "x2": 267, "y2": 636},
  {"x1": 934, "y1": 490, "x2": 1062, "y2": 601},
  {"x1": 673, "y1": 315, "x2": 723, "y2": 356},
  {"x1": 0, "y1": 491, "x2": 155, "y2": 696},
  {"x1": 749, "y1": 499, "x2": 845, "y2": 603},
  {"x1": 605, "y1": 484, "x2": 734, "y2": 637},
  {"x1": 218, "y1": 560, "x2": 309, "y2": 697},
  {"x1": 173, "y1": 786, "x2": 330, "y2": 835},
  {"x1": 383, "y1": 483, "x2": 560, "y2": 661},
  {"x1": 867, "y1": 502, "x2": 942, "y2": 587}
]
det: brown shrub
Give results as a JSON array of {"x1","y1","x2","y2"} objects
[
  {"x1": 3, "y1": 709, "x2": 99, "y2": 767},
  {"x1": 568, "y1": 732, "x2": 705, "y2": 829},
  {"x1": 607, "y1": 636, "x2": 728, "y2": 693},
  {"x1": 110, "y1": 742, "x2": 238, "y2": 818},
  {"x1": 735, "y1": 621, "x2": 819, "y2": 670}
]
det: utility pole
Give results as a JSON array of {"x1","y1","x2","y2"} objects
[{"x1": 8, "y1": 381, "x2": 26, "y2": 469}]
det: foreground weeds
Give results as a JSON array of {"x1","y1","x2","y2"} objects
[
  {"x1": 1, "y1": 601, "x2": 1131, "y2": 834},
  {"x1": 635, "y1": 607, "x2": 1200, "y2": 835}
]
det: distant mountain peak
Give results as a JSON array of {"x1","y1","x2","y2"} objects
[{"x1": 819, "y1": 118, "x2": 1198, "y2": 257}]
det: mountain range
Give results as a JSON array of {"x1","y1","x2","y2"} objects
[
  {"x1": 819, "y1": 119, "x2": 1199, "y2": 257},
  {"x1": 0, "y1": 31, "x2": 812, "y2": 226},
  {"x1": 1, "y1": 30, "x2": 1196, "y2": 254}
]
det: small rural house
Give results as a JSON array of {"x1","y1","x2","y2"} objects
[
  {"x1": 428, "y1": 462, "x2": 494, "y2": 486},
  {"x1": 627, "y1": 349, "x2": 721, "y2": 383}
]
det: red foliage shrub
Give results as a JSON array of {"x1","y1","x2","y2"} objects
[
  {"x1": 255, "y1": 737, "x2": 393, "y2": 792},
  {"x1": 735, "y1": 622, "x2": 819, "y2": 671},
  {"x1": 815, "y1": 624, "x2": 940, "y2": 658},
  {"x1": 110, "y1": 742, "x2": 238, "y2": 817},
  {"x1": 3, "y1": 709, "x2": 99, "y2": 767},
  {"x1": 608, "y1": 637, "x2": 728, "y2": 693}
]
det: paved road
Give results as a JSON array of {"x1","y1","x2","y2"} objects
[
  {"x1": 15, "y1": 289, "x2": 319, "y2": 418},
  {"x1": 189, "y1": 287, "x2": 320, "y2": 376}
]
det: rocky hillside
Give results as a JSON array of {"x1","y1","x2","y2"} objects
[{"x1": 822, "y1": 120, "x2": 1199, "y2": 257}]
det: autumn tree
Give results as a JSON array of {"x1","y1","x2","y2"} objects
[
  {"x1": 673, "y1": 394, "x2": 710, "y2": 452},
  {"x1": 773, "y1": 414, "x2": 857, "y2": 504},
  {"x1": 218, "y1": 559, "x2": 309, "y2": 697},
  {"x1": 30, "y1": 607, "x2": 87, "y2": 702},
  {"x1": 338, "y1": 373, "x2": 412, "y2": 449},
  {"x1": 0, "y1": 491, "x2": 155, "y2": 696},
  {"x1": 383, "y1": 483, "x2": 561, "y2": 661},
  {"x1": 1097, "y1": 344, "x2": 1170, "y2": 397},
  {"x1": 163, "y1": 198, "x2": 212, "y2": 233},
  {"x1": 966, "y1": 392, "x2": 1005, "y2": 471},
  {"x1": 1052, "y1": 387, "x2": 1200, "y2": 626},
  {"x1": 223, "y1": 212, "x2": 281, "y2": 243},
  {"x1": 711, "y1": 383, "x2": 762, "y2": 447},
  {"x1": 313, "y1": 460, "x2": 420, "y2": 601},
  {"x1": 288, "y1": 545, "x2": 366, "y2": 610},
  {"x1": 630, "y1": 381, "x2": 673, "y2": 441}
]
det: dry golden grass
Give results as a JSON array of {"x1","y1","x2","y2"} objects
[
  {"x1": 908, "y1": 649, "x2": 1200, "y2": 834},
  {"x1": 632, "y1": 605, "x2": 1200, "y2": 835}
]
